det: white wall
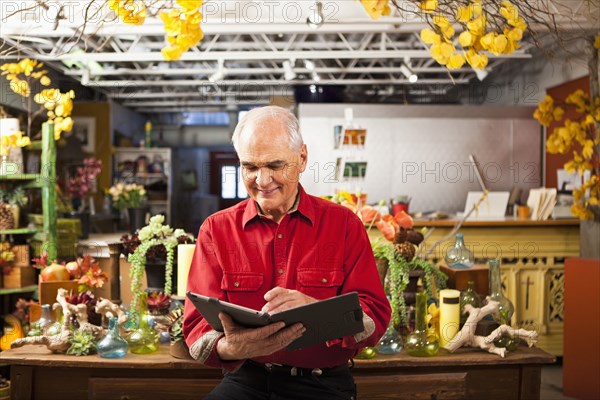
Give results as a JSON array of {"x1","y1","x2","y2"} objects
[{"x1": 299, "y1": 104, "x2": 541, "y2": 213}]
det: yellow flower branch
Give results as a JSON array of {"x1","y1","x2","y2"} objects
[{"x1": 1, "y1": 58, "x2": 75, "y2": 142}]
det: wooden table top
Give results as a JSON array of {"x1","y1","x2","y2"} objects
[{"x1": 0, "y1": 344, "x2": 555, "y2": 370}]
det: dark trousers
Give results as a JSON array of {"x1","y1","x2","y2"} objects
[{"x1": 204, "y1": 361, "x2": 356, "y2": 400}]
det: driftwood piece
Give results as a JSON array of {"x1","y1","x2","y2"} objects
[
  {"x1": 95, "y1": 297, "x2": 130, "y2": 337},
  {"x1": 11, "y1": 288, "x2": 108, "y2": 352},
  {"x1": 443, "y1": 298, "x2": 538, "y2": 357}
]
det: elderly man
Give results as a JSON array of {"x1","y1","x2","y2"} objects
[{"x1": 183, "y1": 106, "x2": 390, "y2": 399}]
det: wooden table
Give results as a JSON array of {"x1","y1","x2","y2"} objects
[{"x1": 1, "y1": 344, "x2": 554, "y2": 400}]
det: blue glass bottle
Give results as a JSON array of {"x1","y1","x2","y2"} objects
[
  {"x1": 376, "y1": 320, "x2": 403, "y2": 354},
  {"x1": 97, "y1": 317, "x2": 129, "y2": 358},
  {"x1": 445, "y1": 233, "x2": 474, "y2": 268}
]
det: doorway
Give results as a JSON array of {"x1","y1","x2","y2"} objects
[{"x1": 209, "y1": 150, "x2": 248, "y2": 210}]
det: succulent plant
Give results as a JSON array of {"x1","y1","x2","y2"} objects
[
  {"x1": 148, "y1": 292, "x2": 171, "y2": 315},
  {"x1": 167, "y1": 307, "x2": 184, "y2": 344},
  {"x1": 67, "y1": 330, "x2": 96, "y2": 356}
]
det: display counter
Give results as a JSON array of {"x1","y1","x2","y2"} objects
[
  {"x1": 410, "y1": 217, "x2": 579, "y2": 356},
  {"x1": 1, "y1": 344, "x2": 554, "y2": 400}
]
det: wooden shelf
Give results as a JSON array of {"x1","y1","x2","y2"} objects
[
  {"x1": 0, "y1": 228, "x2": 38, "y2": 235},
  {"x1": 0, "y1": 173, "x2": 40, "y2": 181},
  {"x1": 0, "y1": 285, "x2": 37, "y2": 296}
]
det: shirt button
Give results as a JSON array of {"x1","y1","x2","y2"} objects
[
  {"x1": 277, "y1": 234, "x2": 283, "y2": 239},
  {"x1": 234, "y1": 281, "x2": 240, "y2": 287},
  {"x1": 321, "y1": 278, "x2": 327, "y2": 283},
  {"x1": 278, "y1": 269, "x2": 284, "y2": 275}
]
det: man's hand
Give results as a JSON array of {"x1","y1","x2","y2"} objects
[
  {"x1": 261, "y1": 287, "x2": 317, "y2": 314},
  {"x1": 216, "y1": 312, "x2": 305, "y2": 361}
]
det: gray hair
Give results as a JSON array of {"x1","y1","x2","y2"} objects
[{"x1": 232, "y1": 106, "x2": 303, "y2": 153}]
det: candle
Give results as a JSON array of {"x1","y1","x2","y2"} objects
[
  {"x1": 177, "y1": 244, "x2": 196, "y2": 297},
  {"x1": 439, "y1": 289, "x2": 461, "y2": 347}
]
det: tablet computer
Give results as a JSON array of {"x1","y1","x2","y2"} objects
[{"x1": 186, "y1": 291, "x2": 364, "y2": 350}]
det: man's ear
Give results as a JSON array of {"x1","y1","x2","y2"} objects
[{"x1": 299, "y1": 144, "x2": 308, "y2": 173}]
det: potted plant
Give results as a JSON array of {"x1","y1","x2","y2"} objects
[
  {"x1": 0, "y1": 185, "x2": 28, "y2": 229},
  {"x1": 120, "y1": 215, "x2": 194, "y2": 315},
  {"x1": 108, "y1": 182, "x2": 148, "y2": 234}
]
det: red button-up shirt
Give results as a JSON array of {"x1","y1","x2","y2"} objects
[{"x1": 183, "y1": 185, "x2": 391, "y2": 369}]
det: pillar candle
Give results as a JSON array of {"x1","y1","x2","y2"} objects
[
  {"x1": 177, "y1": 244, "x2": 196, "y2": 297},
  {"x1": 439, "y1": 289, "x2": 461, "y2": 347}
]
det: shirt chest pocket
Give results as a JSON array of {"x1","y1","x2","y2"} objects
[
  {"x1": 297, "y1": 269, "x2": 344, "y2": 300},
  {"x1": 221, "y1": 272, "x2": 264, "y2": 291}
]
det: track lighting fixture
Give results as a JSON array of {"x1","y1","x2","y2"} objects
[{"x1": 307, "y1": 1, "x2": 324, "y2": 29}]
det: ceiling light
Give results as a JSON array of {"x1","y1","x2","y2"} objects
[
  {"x1": 209, "y1": 59, "x2": 226, "y2": 83},
  {"x1": 283, "y1": 60, "x2": 297, "y2": 80},
  {"x1": 309, "y1": 84, "x2": 317, "y2": 94},
  {"x1": 303, "y1": 60, "x2": 315, "y2": 71},
  {"x1": 312, "y1": 72, "x2": 321, "y2": 82},
  {"x1": 81, "y1": 68, "x2": 90, "y2": 86},
  {"x1": 399, "y1": 64, "x2": 418, "y2": 83},
  {"x1": 307, "y1": 1, "x2": 324, "y2": 29},
  {"x1": 474, "y1": 68, "x2": 489, "y2": 81}
]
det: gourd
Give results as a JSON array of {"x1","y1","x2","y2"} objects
[{"x1": 1, "y1": 314, "x2": 24, "y2": 350}]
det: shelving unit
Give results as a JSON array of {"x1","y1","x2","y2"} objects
[
  {"x1": 113, "y1": 147, "x2": 172, "y2": 224},
  {"x1": 0, "y1": 122, "x2": 57, "y2": 260}
]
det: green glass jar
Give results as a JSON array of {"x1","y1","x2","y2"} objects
[
  {"x1": 488, "y1": 259, "x2": 514, "y2": 325},
  {"x1": 459, "y1": 281, "x2": 482, "y2": 325},
  {"x1": 405, "y1": 292, "x2": 439, "y2": 357},
  {"x1": 127, "y1": 292, "x2": 159, "y2": 354}
]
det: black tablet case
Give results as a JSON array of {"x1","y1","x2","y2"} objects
[{"x1": 186, "y1": 291, "x2": 364, "y2": 350}]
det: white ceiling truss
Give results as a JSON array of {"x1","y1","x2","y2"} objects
[{"x1": 0, "y1": 1, "x2": 597, "y2": 113}]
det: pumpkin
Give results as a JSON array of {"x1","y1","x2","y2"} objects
[{"x1": 1, "y1": 314, "x2": 24, "y2": 350}]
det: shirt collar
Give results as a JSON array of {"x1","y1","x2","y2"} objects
[{"x1": 242, "y1": 184, "x2": 315, "y2": 228}]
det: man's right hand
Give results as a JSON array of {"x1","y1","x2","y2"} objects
[{"x1": 215, "y1": 312, "x2": 306, "y2": 361}]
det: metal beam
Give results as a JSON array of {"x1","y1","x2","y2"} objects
[
  {"x1": 38, "y1": 50, "x2": 532, "y2": 62},
  {"x1": 88, "y1": 78, "x2": 471, "y2": 87}
]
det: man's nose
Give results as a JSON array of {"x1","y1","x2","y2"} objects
[{"x1": 255, "y1": 167, "x2": 273, "y2": 186}]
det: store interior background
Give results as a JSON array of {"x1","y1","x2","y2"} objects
[{"x1": 0, "y1": 1, "x2": 593, "y2": 236}]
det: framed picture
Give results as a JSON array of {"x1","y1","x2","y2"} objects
[{"x1": 71, "y1": 117, "x2": 96, "y2": 153}]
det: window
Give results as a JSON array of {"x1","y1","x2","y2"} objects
[{"x1": 221, "y1": 165, "x2": 248, "y2": 199}]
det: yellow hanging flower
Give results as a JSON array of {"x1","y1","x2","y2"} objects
[
  {"x1": 108, "y1": 0, "x2": 146, "y2": 26},
  {"x1": 419, "y1": 0, "x2": 438, "y2": 13},
  {"x1": 360, "y1": 0, "x2": 391, "y2": 20},
  {"x1": 0, "y1": 131, "x2": 30, "y2": 156},
  {"x1": 447, "y1": 53, "x2": 466, "y2": 69},
  {"x1": 420, "y1": 28, "x2": 441, "y2": 45},
  {"x1": 159, "y1": 1, "x2": 204, "y2": 61},
  {"x1": 456, "y1": 6, "x2": 472, "y2": 23},
  {"x1": 458, "y1": 31, "x2": 473, "y2": 47}
]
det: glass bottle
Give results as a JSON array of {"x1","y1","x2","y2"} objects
[
  {"x1": 488, "y1": 259, "x2": 515, "y2": 325},
  {"x1": 46, "y1": 307, "x2": 63, "y2": 337},
  {"x1": 127, "y1": 292, "x2": 159, "y2": 354},
  {"x1": 98, "y1": 317, "x2": 129, "y2": 358},
  {"x1": 354, "y1": 347, "x2": 377, "y2": 359},
  {"x1": 405, "y1": 292, "x2": 439, "y2": 357},
  {"x1": 445, "y1": 233, "x2": 475, "y2": 268},
  {"x1": 27, "y1": 304, "x2": 53, "y2": 337},
  {"x1": 459, "y1": 281, "x2": 482, "y2": 325},
  {"x1": 376, "y1": 319, "x2": 403, "y2": 355}
]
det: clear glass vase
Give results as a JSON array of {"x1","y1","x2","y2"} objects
[
  {"x1": 127, "y1": 292, "x2": 159, "y2": 354},
  {"x1": 445, "y1": 233, "x2": 474, "y2": 268},
  {"x1": 98, "y1": 317, "x2": 129, "y2": 358},
  {"x1": 405, "y1": 292, "x2": 439, "y2": 357},
  {"x1": 488, "y1": 259, "x2": 515, "y2": 325},
  {"x1": 376, "y1": 319, "x2": 403, "y2": 355}
]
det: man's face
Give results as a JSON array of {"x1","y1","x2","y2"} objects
[{"x1": 237, "y1": 118, "x2": 307, "y2": 219}]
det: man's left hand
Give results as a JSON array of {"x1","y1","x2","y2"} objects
[{"x1": 261, "y1": 287, "x2": 317, "y2": 314}]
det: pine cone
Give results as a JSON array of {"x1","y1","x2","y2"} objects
[
  {"x1": 394, "y1": 227, "x2": 408, "y2": 244},
  {"x1": 406, "y1": 229, "x2": 424, "y2": 246},
  {"x1": 395, "y1": 242, "x2": 416, "y2": 262},
  {"x1": 0, "y1": 203, "x2": 14, "y2": 230}
]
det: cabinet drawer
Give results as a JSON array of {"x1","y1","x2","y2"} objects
[
  {"x1": 355, "y1": 372, "x2": 467, "y2": 400},
  {"x1": 89, "y1": 377, "x2": 220, "y2": 400}
]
